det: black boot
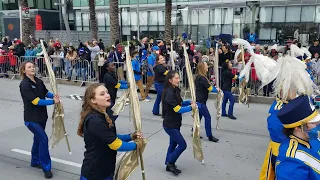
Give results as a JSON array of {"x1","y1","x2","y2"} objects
[
  {"x1": 44, "y1": 170, "x2": 53, "y2": 179},
  {"x1": 166, "y1": 164, "x2": 181, "y2": 173},
  {"x1": 166, "y1": 163, "x2": 180, "y2": 175},
  {"x1": 229, "y1": 115, "x2": 237, "y2": 120},
  {"x1": 208, "y1": 136, "x2": 219, "y2": 142},
  {"x1": 31, "y1": 164, "x2": 42, "y2": 169}
]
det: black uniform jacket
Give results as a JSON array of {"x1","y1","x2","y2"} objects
[
  {"x1": 221, "y1": 68, "x2": 236, "y2": 92},
  {"x1": 162, "y1": 87, "x2": 183, "y2": 128},
  {"x1": 19, "y1": 76, "x2": 49, "y2": 123},
  {"x1": 195, "y1": 75, "x2": 211, "y2": 104},
  {"x1": 81, "y1": 110, "x2": 118, "y2": 179}
]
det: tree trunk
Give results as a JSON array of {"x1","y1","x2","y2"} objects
[
  {"x1": 110, "y1": 0, "x2": 120, "y2": 44},
  {"x1": 88, "y1": 0, "x2": 98, "y2": 40},
  {"x1": 20, "y1": 0, "x2": 31, "y2": 45},
  {"x1": 164, "y1": 0, "x2": 172, "y2": 43}
]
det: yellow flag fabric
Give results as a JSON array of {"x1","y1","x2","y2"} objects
[
  {"x1": 115, "y1": 43, "x2": 147, "y2": 180},
  {"x1": 182, "y1": 44, "x2": 204, "y2": 163},
  {"x1": 40, "y1": 40, "x2": 71, "y2": 153}
]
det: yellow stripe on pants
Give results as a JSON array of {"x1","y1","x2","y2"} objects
[{"x1": 259, "y1": 142, "x2": 275, "y2": 180}]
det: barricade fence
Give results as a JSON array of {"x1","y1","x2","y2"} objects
[{"x1": 1, "y1": 55, "x2": 285, "y2": 97}]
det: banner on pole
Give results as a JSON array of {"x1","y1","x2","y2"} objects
[{"x1": 21, "y1": 7, "x2": 30, "y2": 19}]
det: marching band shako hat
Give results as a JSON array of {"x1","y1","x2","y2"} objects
[{"x1": 277, "y1": 96, "x2": 320, "y2": 129}]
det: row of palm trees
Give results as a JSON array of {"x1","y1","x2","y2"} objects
[{"x1": 20, "y1": 0, "x2": 173, "y2": 44}]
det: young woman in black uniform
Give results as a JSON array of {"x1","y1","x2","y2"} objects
[
  {"x1": 162, "y1": 70, "x2": 197, "y2": 175},
  {"x1": 78, "y1": 84, "x2": 143, "y2": 180},
  {"x1": 103, "y1": 61, "x2": 128, "y2": 120},
  {"x1": 19, "y1": 61, "x2": 60, "y2": 179},
  {"x1": 221, "y1": 60, "x2": 240, "y2": 120},
  {"x1": 152, "y1": 54, "x2": 168, "y2": 116},
  {"x1": 195, "y1": 62, "x2": 220, "y2": 142}
]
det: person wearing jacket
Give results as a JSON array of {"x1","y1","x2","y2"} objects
[
  {"x1": 86, "y1": 41, "x2": 100, "y2": 79},
  {"x1": 221, "y1": 60, "x2": 239, "y2": 120},
  {"x1": 78, "y1": 83, "x2": 144, "y2": 180},
  {"x1": 195, "y1": 62, "x2": 220, "y2": 142},
  {"x1": 19, "y1": 61, "x2": 60, "y2": 178},
  {"x1": 65, "y1": 46, "x2": 77, "y2": 81},
  {"x1": 103, "y1": 61, "x2": 128, "y2": 120},
  {"x1": 162, "y1": 70, "x2": 197, "y2": 175},
  {"x1": 152, "y1": 54, "x2": 168, "y2": 116},
  {"x1": 131, "y1": 51, "x2": 146, "y2": 101},
  {"x1": 94, "y1": 49, "x2": 107, "y2": 83},
  {"x1": 14, "y1": 40, "x2": 26, "y2": 57},
  {"x1": 275, "y1": 95, "x2": 320, "y2": 180},
  {"x1": 145, "y1": 46, "x2": 158, "y2": 101},
  {"x1": 50, "y1": 45, "x2": 64, "y2": 78}
]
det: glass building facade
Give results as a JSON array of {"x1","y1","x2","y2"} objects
[{"x1": 73, "y1": 0, "x2": 320, "y2": 44}]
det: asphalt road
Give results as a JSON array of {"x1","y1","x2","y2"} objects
[{"x1": 0, "y1": 78, "x2": 270, "y2": 180}]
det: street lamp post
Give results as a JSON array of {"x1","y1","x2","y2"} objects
[{"x1": 54, "y1": 0, "x2": 72, "y2": 45}]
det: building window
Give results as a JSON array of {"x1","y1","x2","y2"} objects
[
  {"x1": 82, "y1": 13, "x2": 89, "y2": 26},
  {"x1": 222, "y1": 8, "x2": 233, "y2": 25},
  {"x1": 51, "y1": 0, "x2": 58, "y2": 9},
  {"x1": 190, "y1": 9, "x2": 198, "y2": 25},
  {"x1": 139, "y1": 11, "x2": 148, "y2": 26},
  {"x1": 73, "y1": 0, "x2": 80, "y2": 7},
  {"x1": 199, "y1": 9, "x2": 209, "y2": 25},
  {"x1": 28, "y1": 0, "x2": 34, "y2": 8},
  {"x1": 301, "y1": 6, "x2": 315, "y2": 22},
  {"x1": 316, "y1": 6, "x2": 320, "y2": 23},
  {"x1": 148, "y1": 11, "x2": 158, "y2": 25},
  {"x1": 272, "y1": 7, "x2": 285, "y2": 22},
  {"x1": 97, "y1": 12, "x2": 105, "y2": 27},
  {"x1": 80, "y1": 0, "x2": 88, "y2": 6},
  {"x1": 44, "y1": 0, "x2": 51, "y2": 9},
  {"x1": 96, "y1": 0, "x2": 104, "y2": 6},
  {"x1": 37, "y1": 0, "x2": 44, "y2": 9},
  {"x1": 286, "y1": 6, "x2": 301, "y2": 22},
  {"x1": 75, "y1": 11, "x2": 82, "y2": 27},
  {"x1": 158, "y1": 11, "x2": 164, "y2": 25},
  {"x1": 210, "y1": 8, "x2": 222, "y2": 25},
  {"x1": 122, "y1": 8, "x2": 130, "y2": 26},
  {"x1": 260, "y1": 7, "x2": 272, "y2": 23}
]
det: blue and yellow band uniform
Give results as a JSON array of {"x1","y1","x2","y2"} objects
[
  {"x1": 275, "y1": 95, "x2": 320, "y2": 180},
  {"x1": 260, "y1": 98, "x2": 287, "y2": 180},
  {"x1": 276, "y1": 135, "x2": 320, "y2": 180}
]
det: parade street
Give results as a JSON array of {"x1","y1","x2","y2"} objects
[{"x1": 0, "y1": 78, "x2": 269, "y2": 180}]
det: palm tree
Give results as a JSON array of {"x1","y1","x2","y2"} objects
[
  {"x1": 109, "y1": 0, "x2": 120, "y2": 44},
  {"x1": 164, "y1": 0, "x2": 172, "y2": 43},
  {"x1": 88, "y1": 0, "x2": 98, "y2": 40},
  {"x1": 20, "y1": 0, "x2": 31, "y2": 45}
]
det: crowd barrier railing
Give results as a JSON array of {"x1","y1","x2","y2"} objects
[
  {"x1": 2, "y1": 55, "x2": 292, "y2": 97},
  {"x1": 0, "y1": 55, "x2": 20, "y2": 79}
]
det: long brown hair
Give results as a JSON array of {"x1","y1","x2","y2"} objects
[
  {"x1": 196, "y1": 61, "x2": 210, "y2": 83},
  {"x1": 77, "y1": 83, "x2": 114, "y2": 137},
  {"x1": 19, "y1": 61, "x2": 35, "y2": 79}
]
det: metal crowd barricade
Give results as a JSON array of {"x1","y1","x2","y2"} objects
[
  {"x1": 20, "y1": 56, "x2": 39, "y2": 63},
  {"x1": 0, "y1": 55, "x2": 20, "y2": 79},
  {"x1": 177, "y1": 64, "x2": 265, "y2": 97}
]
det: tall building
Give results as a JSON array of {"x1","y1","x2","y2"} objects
[
  {"x1": 0, "y1": 0, "x2": 73, "y2": 40},
  {"x1": 74, "y1": 0, "x2": 320, "y2": 44}
]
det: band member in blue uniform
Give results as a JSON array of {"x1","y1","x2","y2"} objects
[
  {"x1": 78, "y1": 84, "x2": 143, "y2": 180},
  {"x1": 276, "y1": 95, "x2": 320, "y2": 180},
  {"x1": 162, "y1": 70, "x2": 197, "y2": 175},
  {"x1": 259, "y1": 55, "x2": 316, "y2": 180},
  {"x1": 103, "y1": 61, "x2": 128, "y2": 120},
  {"x1": 195, "y1": 62, "x2": 219, "y2": 142},
  {"x1": 145, "y1": 46, "x2": 159, "y2": 101},
  {"x1": 152, "y1": 54, "x2": 168, "y2": 116},
  {"x1": 19, "y1": 61, "x2": 60, "y2": 179},
  {"x1": 221, "y1": 60, "x2": 239, "y2": 120}
]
